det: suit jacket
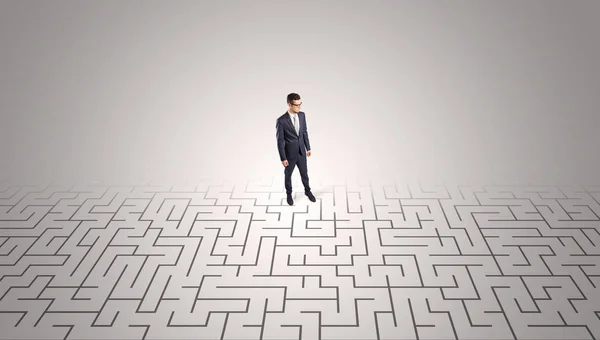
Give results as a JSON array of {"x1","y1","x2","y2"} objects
[{"x1": 276, "y1": 111, "x2": 311, "y2": 161}]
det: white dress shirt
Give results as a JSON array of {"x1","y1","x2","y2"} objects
[{"x1": 288, "y1": 112, "x2": 300, "y2": 135}]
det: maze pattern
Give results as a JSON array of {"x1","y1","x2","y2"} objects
[{"x1": 1, "y1": 178, "x2": 600, "y2": 340}]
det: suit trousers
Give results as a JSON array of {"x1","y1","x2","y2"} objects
[{"x1": 284, "y1": 149, "x2": 311, "y2": 195}]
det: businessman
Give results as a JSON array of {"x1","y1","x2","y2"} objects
[{"x1": 276, "y1": 93, "x2": 316, "y2": 205}]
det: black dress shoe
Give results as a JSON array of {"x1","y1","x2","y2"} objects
[
  {"x1": 287, "y1": 194, "x2": 294, "y2": 205},
  {"x1": 305, "y1": 191, "x2": 316, "y2": 202}
]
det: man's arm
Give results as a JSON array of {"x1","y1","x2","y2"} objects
[
  {"x1": 276, "y1": 119, "x2": 287, "y2": 161},
  {"x1": 303, "y1": 114, "x2": 311, "y2": 151}
]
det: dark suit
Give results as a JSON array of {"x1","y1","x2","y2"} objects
[{"x1": 276, "y1": 111, "x2": 311, "y2": 195}]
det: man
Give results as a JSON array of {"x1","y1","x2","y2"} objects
[{"x1": 276, "y1": 93, "x2": 316, "y2": 205}]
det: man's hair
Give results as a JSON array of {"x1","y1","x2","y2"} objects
[{"x1": 287, "y1": 93, "x2": 301, "y2": 104}]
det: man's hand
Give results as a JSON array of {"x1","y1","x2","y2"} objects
[
  {"x1": 282, "y1": 160, "x2": 289, "y2": 167},
  {"x1": 307, "y1": 150, "x2": 311, "y2": 157}
]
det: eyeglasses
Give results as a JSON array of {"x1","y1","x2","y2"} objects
[{"x1": 291, "y1": 102, "x2": 302, "y2": 107}]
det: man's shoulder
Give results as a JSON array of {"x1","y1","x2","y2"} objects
[{"x1": 276, "y1": 111, "x2": 306, "y2": 121}]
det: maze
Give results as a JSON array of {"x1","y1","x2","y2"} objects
[{"x1": 1, "y1": 177, "x2": 599, "y2": 340}]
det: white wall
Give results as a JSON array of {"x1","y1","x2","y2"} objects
[{"x1": 1, "y1": 0, "x2": 599, "y2": 185}]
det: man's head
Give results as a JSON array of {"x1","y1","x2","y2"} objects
[{"x1": 287, "y1": 93, "x2": 302, "y2": 114}]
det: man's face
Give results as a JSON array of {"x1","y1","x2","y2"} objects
[{"x1": 289, "y1": 100, "x2": 302, "y2": 113}]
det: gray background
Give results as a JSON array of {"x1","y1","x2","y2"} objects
[
  {"x1": 1, "y1": 0, "x2": 599, "y2": 185},
  {"x1": 1, "y1": 3, "x2": 600, "y2": 339}
]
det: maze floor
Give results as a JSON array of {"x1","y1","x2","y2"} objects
[{"x1": 1, "y1": 177, "x2": 599, "y2": 340}]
